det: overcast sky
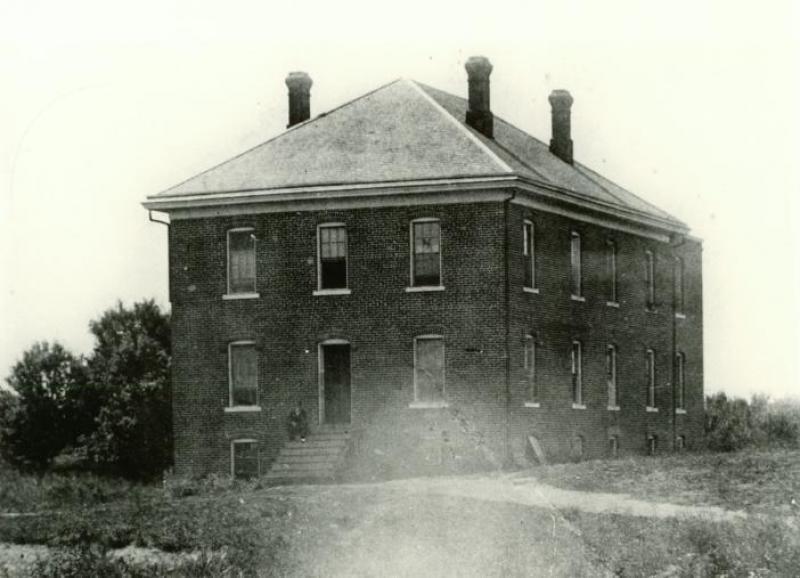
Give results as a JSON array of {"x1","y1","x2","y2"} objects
[{"x1": 1, "y1": 0, "x2": 799, "y2": 398}]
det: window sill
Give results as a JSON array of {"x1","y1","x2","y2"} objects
[
  {"x1": 571, "y1": 403, "x2": 587, "y2": 410},
  {"x1": 606, "y1": 301, "x2": 620, "y2": 308},
  {"x1": 313, "y1": 288, "x2": 351, "y2": 296},
  {"x1": 222, "y1": 292, "x2": 260, "y2": 301},
  {"x1": 524, "y1": 401, "x2": 541, "y2": 408},
  {"x1": 675, "y1": 312, "x2": 686, "y2": 320},
  {"x1": 224, "y1": 406, "x2": 262, "y2": 413},
  {"x1": 408, "y1": 401, "x2": 449, "y2": 409},
  {"x1": 570, "y1": 295, "x2": 586, "y2": 302},
  {"x1": 646, "y1": 406, "x2": 659, "y2": 413},
  {"x1": 523, "y1": 287, "x2": 540, "y2": 295},
  {"x1": 607, "y1": 405, "x2": 621, "y2": 411},
  {"x1": 405, "y1": 285, "x2": 445, "y2": 293},
  {"x1": 676, "y1": 408, "x2": 687, "y2": 415}
]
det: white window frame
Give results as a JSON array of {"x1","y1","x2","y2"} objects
[
  {"x1": 570, "y1": 231, "x2": 584, "y2": 301},
  {"x1": 223, "y1": 227, "x2": 259, "y2": 300},
  {"x1": 645, "y1": 348, "x2": 657, "y2": 411},
  {"x1": 230, "y1": 438, "x2": 259, "y2": 478},
  {"x1": 227, "y1": 340, "x2": 260, "y2": 410},
  {"x1": 606, "y1": 240, "x2": 618, "y2": 306},
  {"x1": 314, "y1": 223, "x2": 351, "y2": 296},
  {"x1": 410, "y1": 335, "x2": 448, "y2": 408},
  {"x1": 523, "y1": 220, "x2": 538, "y2": 293},
  {"x1": 571, "y1": 340, "x2": 585, "y2": 408},
  {"x1": 644, "y1": 250, "x2": 656, "y2": 310},
  {"x1": 607, "y1": 344, "x2": 619, "y2": 410},
  {"x1": 524, "y1": 334, "x2": 539, "y2": 406},
  {"x1": 407, "y1": 218, "x2": 444, "y2": 292},
  {"x1": 676, "y1": 351, "x2": 687, "y2": 413}
]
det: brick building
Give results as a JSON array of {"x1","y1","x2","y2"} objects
[{"x1": 143, "y1": 57, "x2": 703, "y2": 479}]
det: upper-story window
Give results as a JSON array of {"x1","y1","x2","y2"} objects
[
  {"x1": 645, "y1": 348, "x2": 656, "y2": 409},
  {"x1": 570, "y1": 232, "x2": 582, "y2": 299},
  {"x1": 524, "y1": 334, "x2": 537, "y2": 402},
  {"x1": 644, "y1": 250, "x2": 656, "y2": 310},
  {"x1": 606, "y1": 344, "x2": 618, "y2": 409},
  {"x1": 571, "y1": 340, "x2": 583, "y2": 407},
  {"x1": 606, "y1": 240, "x2": 618, "y2": 304},
  {"x1": 317, "y1": 224, "x2": 348, "y2": 291},
  {"x1": 523, "y1": 220, "x2": 536, "y2": 290},
  {"x1": 410, "y1": 219, "x2": 441, "y2": 288},
  {"x1": 676, "y1": 351, "x2": 686, "y2": 410},
  {"x1": 227, "y1": 228, "x2": 256, "y2": 295},
  {"x1": 229, "y1": 341, "x2": 258, "y2": 407},
  {"x1": 674, "y1": 257, "x2": 685, "y2": 313}
]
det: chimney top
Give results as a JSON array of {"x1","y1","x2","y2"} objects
[
  {"x1": 285, "y1": 71, "x2": 313, "y2": 128},
  {"x1": 464, "y1": 56, "x2": 494, "y2": 139},
  {"x1": 549, "y1": 89, "x2": 574, "y2": 164}
]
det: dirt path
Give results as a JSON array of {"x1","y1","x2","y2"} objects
[{"x1": 376, "y1": 473, "x2": 748, "y2": 522}]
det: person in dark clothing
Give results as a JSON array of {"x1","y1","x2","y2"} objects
[{"x1": 287, "y1": 401, "x2": 309, "y2": 442}]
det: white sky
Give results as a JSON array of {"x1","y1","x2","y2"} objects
[{"x1": 1, "y1": 0, "x2": 799, "y2": 398}]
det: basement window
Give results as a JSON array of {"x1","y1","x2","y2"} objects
[
  {"x1": 226, "y1": 228, "x2": 257, "y2": 297},
  {"x1": 608, "y1": 435, "x2": 619, "y2": 458},
  {"x1": 647, "y1": 434, "x2": 657, "y2": 456},
  {"x1": 410, "y1": 219, "x2": 442, "y2": 288},
  {"x1": 229, "y1": 341, "x2": 258, "y2": 407},
  {"x1": 316, "y1": 223, "x2": 349, "y2": 293},
  {"x1": 231, "y1": 439, "x2": 259, "y2": 479}
]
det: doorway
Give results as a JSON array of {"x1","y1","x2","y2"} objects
[{"x1": 319, "y1": 341, "x2": 351, "y2": 425}]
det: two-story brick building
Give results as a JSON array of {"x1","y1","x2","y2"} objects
[{"x1": 143, "y1": 57, "x2": 703, "y2": 480}]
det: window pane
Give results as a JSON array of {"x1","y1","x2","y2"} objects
[
  {"x1": 525, "y1": 336, "x2": 537, "y2": 401},
  {"x1": 523, "y1": 222, "x2": 534, "y2": 288},
  {"x1": 645, "y1": 251, "x2": 655, "y2": 308},
  {"x1": 674, "y1": 258, "x2": 684, "y2": 311},
  {"x1": 231, "y1": 344, "x2": 258, "y2": 406},
  {"x1": 233, "y1": 442, "x2": 258, "y2": 479},
  {"x1": 572, "y1": 342, "x2": 582, "y2": 404},
  {"x1": 415, "y1": 338, "x2": 444, "y2": 402},
  {"x1": 229, "y1": 231, "x2": 256, "y2": 294},
  {"x1": 677, "y1": 353, "x2": 685, "y2": 409},
  {"x1": 413, "y1": 222, "x2": 441, "y2": 286},
  {"x1": 607, "y1": 241, "x2": 617, "y2": 302},
  {"x1": 320, "y1": 226, "x2": 347, "y2": 289},
  {"x1": 607, "y1": 346, "x2": 617, "y2": 407},
  {"x1": 570, "y1": 233, "x2": 581, "y2": 296},
  {"x1": 646, "y1": 350, "x2": 655, "y2": 407}
]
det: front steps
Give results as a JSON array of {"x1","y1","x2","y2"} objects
[{"x1": 265, "y1": 429, "x2": 352, "y2": 484}]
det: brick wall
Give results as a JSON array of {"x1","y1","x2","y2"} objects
[{"x1": 168, "y1": 196, "x2": 703, "y2": 476}]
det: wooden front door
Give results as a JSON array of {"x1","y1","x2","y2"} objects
[{"x1": 322, "y1": 344, "x2": 351, "y2": 424}]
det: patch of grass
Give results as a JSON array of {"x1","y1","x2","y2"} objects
[{"x1": 527, "y1": 449, "x2": 800, "y2": 514}]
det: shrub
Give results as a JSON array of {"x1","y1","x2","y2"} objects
[{"x1": 705, "y1": 393, "x2": 800, "y2": 452}]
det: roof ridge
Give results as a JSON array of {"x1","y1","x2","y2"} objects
[
  {"x1": 158, "y1": 78, "x2": 407, "y2": 196},
  {"x1": 405, "y1": 79, "x2": 513, "y2": 174}
]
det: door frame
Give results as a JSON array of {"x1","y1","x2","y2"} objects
[{"x1": 317, "y1": 339, "x2": 352, "y2": 425}]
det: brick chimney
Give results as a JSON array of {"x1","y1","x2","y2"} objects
[
  {"x1": 465, "y1": 56, "x2": 494, "y2": 138},
  {"x1": 549, "y1": 89, "x2": 574, "y2": 164},
  {"x1": 285, "y1": 71, "x2": 313, "y2": 128}
]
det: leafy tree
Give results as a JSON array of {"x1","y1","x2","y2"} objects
[
  {"x1": 1, "y1": 342, "x2": 89, "y2": 469},
  {"x1": 82, "y1": 300, "x2": 172, "y2": 480}
]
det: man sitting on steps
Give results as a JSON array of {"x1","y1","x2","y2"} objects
[{"x1": 287, "y1": 401, "x2": 309, "y2": 442}]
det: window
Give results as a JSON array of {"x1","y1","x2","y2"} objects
[
  {"x1": 644, "y1": 250, "x2": 655, "y2": 309},
  {"x1": 676, "y1": 435, "x2": 686, "y2": 451},
  {"x1": 414, "y1": 336, "x2": 445, "y2": 403},
  {"x1": 229, "y1": 342, "x2": 258, "y2": 407},
  {"x1": 608, "y1": 435, "x2": 619, "y2": 458},
  {"x1": 231, "y1": 440, "x2": 259, "y2": 479},
  {"x1": 571, "y1": 340, "x2": 583, "y2": 406},
  {"x1": 606, "y1": 344, "x2": 618, "y2": 409},
  {"x1": 606, "y1": 240, "x2": 617, "y2": 303},
  {"x1": 523, "y1": 220, "x2": 536, "y2": 289},
  {"x1": 647, "y1": 434, "x2": 657, "y2": 456},
  {"x1": 571, "y1": 435, "x2": 584, "y2": 460},
  {"x1": 570, "y1": 232, "x2": 582, "y2": 298},
  {"x1": 227, "y1": 228, "x2": 256, "y2": 295},
  {"x1": 411, "y1": 219, "x2": 441, "y2": 287},
  {"x1": 645, "y1": 348, "x2": 656, "y2": 409},
  {"x1": 317, "y1": 224, "x2": 348, "y2": 290},
  {"x1": 524, "y1": 335, "x2": 537, "y2": 402},
  {"x1": 674, "y1": 257, "x2": 685, "y2": 313},
  {"x1": 676, "y1": 352, "x2": 686, "y2": 410}
]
